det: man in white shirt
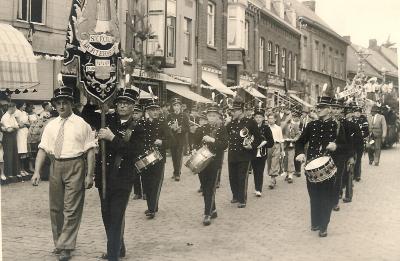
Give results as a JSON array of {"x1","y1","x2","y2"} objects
[
  {"x1": 32, "y1": 87, "x2": 96, "y2": 261},
  {"x1": 266, "y1": 113, "x2": 285, "y2": 189}
]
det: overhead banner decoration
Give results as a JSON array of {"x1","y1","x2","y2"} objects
[
  {"x1": 63, "y1": 0, "x2": 121, "y2": 104},
  {"x1": 337, "y1": 86, "x2": 361, "y2": 99}
]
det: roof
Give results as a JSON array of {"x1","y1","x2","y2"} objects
[
  {"x1": 347, "y1": 43, "x2": 398, "y2": 79},
  {"x1": 379, "y1": 46, "x2": 398, "y2": 67},
  {"x1": 286, "y1": 0, "x2": 347, "y2": 43},
  {"x1": 347, "y1": 44, "x2": 381, "y2": 78}
]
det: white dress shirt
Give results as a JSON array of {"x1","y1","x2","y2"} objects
[
  {"x1": 1, "y1": 112, "x2": 19, "y2": 129},
  {"x1": 39, "y1": 113, "x2": 96, "y2": 158},
  {"x1": 269, "y1": 124, "x2": 284, "y2": 143}
]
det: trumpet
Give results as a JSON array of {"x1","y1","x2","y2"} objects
[{"x1": 240, "y1": 127, "x2": 254, "y2": 147}]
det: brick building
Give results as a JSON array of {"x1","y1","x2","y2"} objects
[
  {"x1": 226, "y1": 0, "x2": 304, "y2": 108},
  {"x1": 287, "y1": 0, "x2": 349, "y2": 104},
  {"x1": 1, "y1": 0, "x2": 72, "y2": 101}
]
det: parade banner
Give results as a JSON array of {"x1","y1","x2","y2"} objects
[
  {"x1": 63, "y1": 0, "x2": 121, "y2": 104},
  {"x1": 63, "y1": 0, "x2": 121, "y2": 199},
  {"x1": 337, "y1": 86, "x2": 361, "y2": 99}
]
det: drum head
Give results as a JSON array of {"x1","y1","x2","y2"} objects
[{"x1": 305, "y1": 156, "x2": 330, "y2": 171}]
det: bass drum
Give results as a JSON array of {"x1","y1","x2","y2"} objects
[
  {"x1": 304, "y1": 156, "x2": 337, "y2": 183},
  {"x1": 185, "y1": 146, "x2": 215, "y2": 174}
]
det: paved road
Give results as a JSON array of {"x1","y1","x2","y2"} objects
[{"x1": 1, "y1": 146, "x2": 400, "y2": 261}]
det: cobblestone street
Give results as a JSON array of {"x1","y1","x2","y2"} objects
[{"x1": 2, "y1": 146, "x2": 400, "y2": 261}]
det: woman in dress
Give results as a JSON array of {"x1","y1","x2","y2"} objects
[
  {"x1": 15, "y1": 101, "x2": 30, "y2": 178},
  {"x1": 26, "y1": 103, "x2": 38, "y2": 173},
  {"x1": 1, "y1": 102, "x2": 20, "y2": 179}
]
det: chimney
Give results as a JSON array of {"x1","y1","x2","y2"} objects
[
  {"x1": 342, "y1": 36, "x2": 351, "y2": 43},
  {"x1": 302, "y1": 0, "x2": 316, "y2": 12},
  {"x1": 265, "y1": 0, "x2": 272, "y2": 10},
  {"x1": 272, "y1": 0, "x2": 284, "y2": 19},
  {"x1": 369, "y1": 39, "x2": 378, "y2": 49},
  {"x1": 286, "y1": 8, "x2": 297, "y2": 27}
]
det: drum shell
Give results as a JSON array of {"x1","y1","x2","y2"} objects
[
  {"x1": 135, "y1": 149, "x2": 163, "y2": 173},
  {"x1": 185, "y1": 146, "x2": 215, "y2": 174},
  {"x1": 304, "y1": 156, "x2": 337, "y2": 183}
]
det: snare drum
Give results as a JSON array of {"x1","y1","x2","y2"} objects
[
  {"x1": 304, "y1": 156, "x2": 337, "y2": 183},
  {"x1": 135, "y1": 149, "x2": 163, "y2": 173},
  {"x1": 185, "y1": 146, "x2": 215, "y2": 174}
]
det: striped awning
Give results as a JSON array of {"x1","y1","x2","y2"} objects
[{"x1": 0, "y1": 23, "x2": 39, "y2": 92}]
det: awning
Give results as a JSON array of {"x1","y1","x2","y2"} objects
[
  {"x1": 132, "y1": 68, "x2": 191, "y2": 85},
  {"x1": 289, "y1": 93, "x2": 313, "y2": 108},
  {"x1": 202, "y1": 71, "x2": 235, "y2": 96},
  {"x1": 166, "y1": 83, "x2": 212, "y2": 103},
  {"x1": 0, "y1": 23, "x2": 39, "y2": 91},
  {"x1": 131, "y1": 86, "x2": 157, "y2": 99},
  {"x1": 230, "y1": 85, "x2": 266, "y2": 99}
]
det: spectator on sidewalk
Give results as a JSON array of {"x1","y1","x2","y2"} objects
[
  {"x1": 367, "y1": 105, "x2": 387, "y2": 166},
  {"x1": 1, "y1": 102, "x2": 20, "y2": 179},
  {"x1": 15, "y1": 101, "x2": 30, "y2": 177}
]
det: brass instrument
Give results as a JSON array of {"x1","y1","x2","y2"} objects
[{"x1": 240, "y1": 127, "x2": 254, "y2": 147}]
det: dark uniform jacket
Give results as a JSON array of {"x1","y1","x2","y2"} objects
[
  {"x1": 347, "y1": 119, "x2": 364, "y2": 152},
  {"x1": 136, "y1": 118, "x2": 171, "y2": 164},
  {"x1": 226, "y1": 117, "x2": 262, "y2": 163},
  {"x1": 257, "y1": 123, "x2": 274, "y2": 158},
  {"x1": 166, "y1": 112, "x2": 189, "y2": 145},
  {"x1": 193, "y1": 123, "x2": 228, "y2": 167},
  {"x1": 352, "y1": 116, "x2": 369, "y2": 139},
  {"x1": 295, "y1": 119, "x2": 353, "y2": 163},
  {"x1": 82, "y1": 104, "x2": 144, "y2": 191}
]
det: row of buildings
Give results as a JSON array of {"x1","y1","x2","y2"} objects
[{"x1": 0, "y1": 0, "x2": 398, "y2": 109}]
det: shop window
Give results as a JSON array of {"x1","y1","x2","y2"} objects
[{"x1": 18, "y1": 0, "x2": 46, "y2": 24}]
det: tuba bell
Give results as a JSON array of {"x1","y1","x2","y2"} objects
[{"x1": 240, "y1": 127, "x2": 254, "y2": 147}]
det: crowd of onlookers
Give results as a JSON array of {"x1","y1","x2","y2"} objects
[{"x1": 0, "y1": 99, "x2": 56, "y2": 184}]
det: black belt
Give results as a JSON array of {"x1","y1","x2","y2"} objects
[{"x1": 53, "y1": 155, "x2": 83, "y2": 161}]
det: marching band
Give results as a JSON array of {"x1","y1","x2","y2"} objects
[{"x1": 31, "y1": 84, "x2": 384, "y2": 261}]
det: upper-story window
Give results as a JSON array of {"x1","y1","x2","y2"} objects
[
  {"x1": 314, "y1": 40, "x2": 319, "y2": 71},
  {"x1": 288, "y1": 52, "x2": 292, "y2": 79},
  {"x1": 18, "y1": 0, "x2": 46, "y2": 24},
  {"x1": 244, "y1": 20, "x2": 249, "y2": 51},
  {"x1": 227, "y1": 4, "x2": 245, "y2": 49},
  {"x1": 166, "y1": 0, "x2": 176, "y2": 62},
  {"x1": 340, "y1": 52, "x2": 345, "y2": 78},
  {"x1": 282, "y1": 48, "x2": 286, "y2": 75},
  {"x1": 267, "y1": 41, "x2": 273, "y2": 65},
  {"x1": 183, "y1": 17, "x2": 192, "y2": 63},
  {"x1": 145, "y1": 0, "x2": 166, "y2": 57},
  {"x1": 259, "y1": 37, "x2": 265, "y2": 71},
  {"x1": 294, "y1": 54, "x2": 298, "y2": 80},
  {"x1": 207, "y1": 2, "x2": 216, "y2": 46},
  {"x1": 328, "y1": 47, "x2": 333, "y2": 74},
  {"x1": 275, "y1": 44, "x2": 280, "y2": 75},
  {"x1": 321, "y1": 44, "x2": 326, "y2": 71},
  {"x1": 303, "y1": 35, "x2": 308, "y2": 48}
]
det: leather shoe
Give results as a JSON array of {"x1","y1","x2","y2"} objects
[
  {"x1": 52, "y1": 248, "x2": 62, "y2": 255},
  {"x1": 374, "y1": 162, "x2": 379, "y2": 166},
  {"x1": 59, "y1": 250, "x2": 71, "y2": 261},
  {"x1": 355, "y1": 177, "x2": 361, "y2": 182},
  {"x1": 237, "y1": 203, "x2": 246, "y2": 208},
  {"x1": 174, "y1": 176, "x2": 180, "y2": 181},
  {"x1": 311, "y1": 226, "x2": 320, "y2": 231},
  {"x1": 230, "y1": 199, "x2": 238, "y2": 204},
  {"x1": 132, "y1": 194, "x2": 142, "y2": 200},
  {"x1": 203, "y1": 215, "x2": 211, "y2": 226},
  {"x1": 147, "y1": 212, "x2": 155, "y2": 219},
  {"x1": 369, "y1": 161, "x2": 373, "y2": 165},
  {"x1": 197, "y1": 188, "x2": 203, "y2": 193},
  {"x1": 333, "y1": 205, "x2": 340, "y2": 211},
  {"x1": 319, "y1": 230, "x2": 328, "y2": 237},
  {"x1": 343, "y1": 198, "x2": 352, "y2": 203},
  {"x1": 211, "y1": 211, "x2": 218, "y2": 219}
]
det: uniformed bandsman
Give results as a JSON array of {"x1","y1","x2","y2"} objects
[
  {"x1": 341, "y1": 102, "x2": 363, "y2": 203},
  {"x1": 193, "y1": 103, "x2": 228, "y2": 225},
  {"x1": 81, "y1": 88, "x2": 144, "y2": 261},
  {"x1": 139, "y1": 99, "x2": 170, "y2": 219},
  {"x1": 251, "y1": 108, "x2": 274, "y2": 197},
  {"x1": 226, "y1": 97, "x2": 262, "y2": 208},
  {"x1": 130, "y1": 105, "x2": 145, "y2": 200},
  {"x1": 351, "y1": 105, "x2": 369, "y2": 181},
  {"x1": 330, "y1": 98, "x2": 355, "y2": 211},
  {"x1": 166, "y1": 98, "x2": 190, "y2": 181},
  {"x1": 296, "y1": 96, "x2": 352, "y2": 237}
]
